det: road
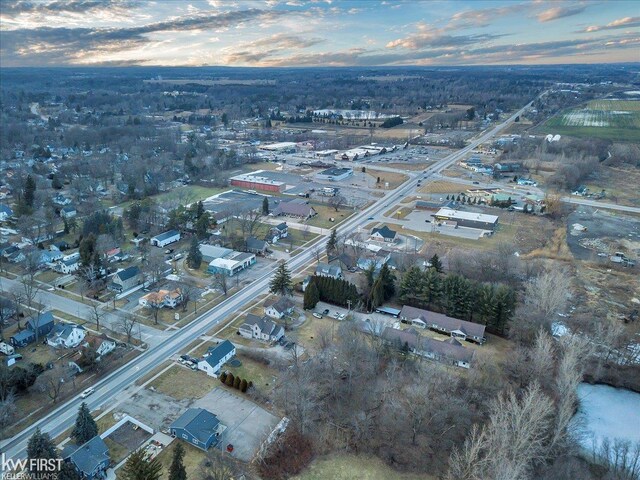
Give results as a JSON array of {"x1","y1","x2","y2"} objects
[
  {"x1": 560, "y1": 196, "x2": 640, "y2": 214},
  {"x1": 0, "y1": 98, "x2": 533, "y2": 462},
  {"x1": 0, "y1": 277, "x2": 170, "y2": 346}
]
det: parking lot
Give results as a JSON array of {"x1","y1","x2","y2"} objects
[{"x1": 194, "y1": 388, "x2": 280, "y2": 462}]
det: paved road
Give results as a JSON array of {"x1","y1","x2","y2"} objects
[
  {"x1": 0, "y1": 277, "x2": 170, "y2": 346},
  {"x1": 0, "y1": 98, "x2": 533, "y2": 462},
  {"x1": 561, "y1": 196, "x2": 640, "y2": 214}
]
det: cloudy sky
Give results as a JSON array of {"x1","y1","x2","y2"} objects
[{"x1": 1, "y1": 0, "x2": 638, "y2": 67}]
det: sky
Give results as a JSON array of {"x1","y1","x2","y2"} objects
[{"x1": 0, "y1": 0, "x2": 639, "y2": 67}]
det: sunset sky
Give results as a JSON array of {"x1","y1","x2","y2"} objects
[{"x1": 1, "y1": 0, "x2": 638, "y2": 67}]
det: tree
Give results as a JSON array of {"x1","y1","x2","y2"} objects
[
  {"x1": 328, "y1": 195, "x2": 346, "y2": 212},
  {"x1": 186, "y1": 237, "x2": 202, "y2": 269},
  {"x1": 262, "y1": 197, "x2": 269, "y2": 215},
  {"x1": 169, "y1": 443, "x2": 187, "y2": 480},
  {"x1": 120, "y1": 448, "x2": 162, "y2": 480},
  {"x1": 303, "y1": 281, "x2": 320, "y2": 310},
  {"x1": 72, "y1": 402, "x2": 98, "y2": 445},
  {"x1": 21, "y1": 174, "x2": 37, "y2": 214},
  {"x1": 35, "y1": 364, "x2": 68, "y2": 403},
  {"x1": 27, "y1": 428, "x2": 58, "y2": 464},
  {"x1": 326, "y1": 228, "x2": 338, "y2": 254},
  {"x1": 195, "y1": 212, "x2": 211, "y2": 239},
  {"x1": 269, "y1": 262, "x2": 292, "y2": 296},
  {"x1": 88, "y1": 302, "x2": 105, "y2": 332},
  {"x1": 212, "y1": 272, "x2": 229, "y2": 296},
  {"x1": 116, "y1": 312, "x2": 139, "y2": 344}
]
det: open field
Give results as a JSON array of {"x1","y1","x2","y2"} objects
[
  {"x1": 418, "y1": 180, "x2": 467, "y2": 194},
  {"x1": 307, "y1": 203, "x2": 356, "y2": 229},
  {"x1": 582, "y1": 165, "x2": 640, "y2": 207},
  {"x1": 144, "y1": 78, "x2": 275, "y2": 86},
  {"x1": 541, "y1": 99, "x2": 640, "y2": 141},
  {"x1": 367, "y1": 169, "x2": 409, "y2": 189},
  {"x1": 293, "y1": 454, "x2": 436, "y2": 480},
  {"x1": 223, "y1": 353, "x2": 278, "y2": 390},
  {"x1": 148, "y1": 364, "x2": 219, "y2": 400}
]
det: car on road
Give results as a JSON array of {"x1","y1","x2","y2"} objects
[
  {"x1": 81, "y1": 388, "x2": 95, "y2": 399},
  {"x1": 322, "y1": 309, "x2": 330, "y2": 315},
  {"x1": 473, "y1": 181, "x2": 480, "y2": 184},
  {"x1": 312, "y1": 313, "x2": 323, "y2": 319},
  {"x1": 338, "y1": 313, "x2": 346, "y2": 320},
  {"x1": 367, "y1": 217, "x2": 374, "y2": 220}
]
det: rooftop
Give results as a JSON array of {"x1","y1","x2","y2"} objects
[{"x1": 434, "y1": 208, "x2": 498, "y2": 224}]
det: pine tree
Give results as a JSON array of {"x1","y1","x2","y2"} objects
[
  {"x1": 326, "y1": 228, "x2": 337, "y2": 254},
  {"x1": 429, "y1": 253, "x2": 443, "y2": 273},
  {"x1": 59, "y1": 461, "x2": 82, "y2": 480},
  {"x1": 240, "y1": 379, "x2": 248, "y2": 392},
  {"x1": 378, "y1": 263, "x2": 395, "y2": 301},
  {"x1": 23, "y1": 174, "x2": 36, "y2": 210},
  {"x1": 168, "y1": 443, "x2": 187, "y2": 480},
  {"x1": 303, "y1": 281, "x2": 320, "y2": 310},
  {"x1": 219, "y1": 371, "x2": 227, "y2": 383},
  {"x1": 399, "y1": 266, "x2": 423, "y2": 306},
  {"x1": 269, "y1": 262, "x2": 292, "y2": 296},
  {"x1": 195, "y1": 212, "x2": 210, "y2": 239},
  {"x1": 186, "y1": 236, "x2": 202, "y2": 269},
  {"x1": 225, "y1": 373, "x2": 235, "y2": 387},
  {"x1": 71, "y1": 402, "x2": 98, "y2": 445},
  {"x1": 262, "y1": 197, "x2": 269, "y2": 215},
  {"x1": 421, "y1": 267, "x2": 442, "y2": 308},
  {"x1": 196, "y1": 200, "x2": 205, "y2": 220},
  {"x1": 369, "y1": 277, "x2": 385, "y2": 310},
  {"x1": 27, "y1": 428, "x2": 58, "y2": 473},
  {"x1": 121, "y1": 449, "x2": 162, "y2": 480},
  {"x1": 233, "y1": 376, "x2": 241, "y2": 389}
]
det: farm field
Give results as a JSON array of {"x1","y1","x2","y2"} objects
[{"x1": 542, "y1": 99, "x2": 640, "y2": 141}]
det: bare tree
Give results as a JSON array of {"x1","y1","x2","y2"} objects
[
  {"x1": 88, "y1": 302, "x2": 106, "y2": 331},
  {"x1": 310, "y1": 245, "x2": 323, "y2": 264},
  {"x1": 35, "y1": 364, "x2": 69, "y2": 404},
  {"x1": 212, "y1": 272, "x2": 229, "y2": 296},
  {"x1": 115, "y1": 312, "x2": 139, "y2": 344},
  {"x1": 144, "y1": 250, "x2": 167, "y2": 286},
  {"x1": 235, "y1": 208, "x2": 262, "y2": 240},
  {"x1": 328, "y1": 194, "x2": 346, "y2": 212},
  {"x1": 147, "y1": 298, "x2": 163, "y2": 325}
]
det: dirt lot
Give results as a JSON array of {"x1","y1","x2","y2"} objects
[
  {"x1": 104, "y1": 421, "x2": 152, "y2": 463},
  {"x1": 194, "y1": 387, "x2": 280, "y2": 462},
  {"x1": 119, "y1": 388, "x2": 191, "y2": 431},
  {"x1": 582, "y1": 165, "x2": 640, "y2": 208},
  {"x1": 418, "y1": 180, "x2": 468, "y2": 194},
  {"x1": 367, "y1": 169, "x2": 409, "y2": 189}
]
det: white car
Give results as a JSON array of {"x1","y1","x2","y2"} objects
[
  {"x1": 312, "y1": 313, "x2": 323, "y2": 319},
  {"x1": 81, "y1": 387, "x2": 95, "y2": 399}
]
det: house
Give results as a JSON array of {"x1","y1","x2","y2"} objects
[
  {"x1": 272, "y1": 199, "x2": 317, "y2": 219},
  {"x1": 150, "y1": 230, "x2": 181, "y2": 248},
  {"x1": 0, "y1": 204, "x2": 13, "y2": 221},
  {"x1": 96, "y1": 339, "x2": 116, "y2": 358},
  {"x1": 47, "y1": 323, "x2": 86, "y2": 348},
  {"x1": 421, "y1": 337, "x2": 474, "y2": 369},
  {"x1": 399, "y1": 305, "x2": 486, "y2": 344},
  {"x1": 54, "y1": 256, "x2": 79, "y2": 274},
  {"x1": 238, "y1": 314, "x2": 285, "y2": 343},
  {"x1": 10, "y1": 311, "x2": 55, "y2": 347},
  {"x1": 271, "y1": 222, "x2": 288, "y2": 238},
  {"x1": 246, "y1": 236, "x2": 268, "y2": 255},
  {"x1": 110, "y1": 266, "x2": 142, "y2": 292},
  {"x1": 170, "y1": 408, "x2": 226, "y2": 451},
  {"x1": 357, "y1": 250, "x2": 391, "y2": 272},
  {"x1": 264, "y1": 297, "x2": 294, "y2": 319},
  {"x1": 370, "y1": 225, "x2": 397, "y2": 243},
  {"x1": 197, "y1": 340, "x2": 236, "y2": 377},
  {"x1": 207, "y1": 252, "x2": 256, "y2": 276},
  {"x1": 53, "y1": 194, "x2": 72, "y2": 206},
  {"x1": 139, "y1": 288, "x2": 183, "y2": 309},
  {"x1": 60, "y1": 205, "x2": 77, "y2": 219},
  {"x1": 63, "y1": 436, "x2": 110, "y2": 480},
  {"x1": 315, "y1": 262, "x2": 343, "y2": 279}
]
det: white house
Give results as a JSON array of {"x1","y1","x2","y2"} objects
[
  {"x1": 197, "y1": 340, "x2": 236, "y2": 377},
  {"x1": 238, "y1": 314, "x2": 285, "y2": 343},
  {"x1": 54, "y1": 257, "x2": 80, "y2": 274},
  {"x1": 96, "y1": 340, "x2": 116, "y2": 357},
  {"x1": 264, "y1": 297, "x2": 294, "y2": 320},
  {"x1": 60, "y1": 206, "x2": 77, "y2": 219},
  {"x1": 139, "y1": 288, "x2": 183, "y2": 309},
  {"x1": 47, "y1": 324, "x2": 86, "y2": 348},
  {"x1": 151, "y1": 230, "x2": 181, "y2": 248},
  {"x1": 0, "y1": 205, "x2": 13, "y2": 221}
]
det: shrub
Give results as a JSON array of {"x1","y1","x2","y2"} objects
[
  {"x1": 225, "y1": 373, "x2": 235, "y2": 387},
  {"x1": 240, "y1": 379, "x2": 248, "y2": 393},
  {"x1": 259, "y1": 429, "x2": 314, "y2": 479},
  {"x1": 219, "y1": 372, "x2": 227, "y2": 383},
  {"x1": 233, "y1": 377, "x2": 241, "y2": 389}
]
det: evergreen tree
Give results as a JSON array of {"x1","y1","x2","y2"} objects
[
  {"x1": 79, "y1": 234, "x2": 97, "y2": 267},
  {"x1": 195, "y1": 212, "x2": 210, "y2": 239},
  {"x1": 23, "y1": 174, "x2": 37, "y2": 210},
  {"x1": 489, "y1": 284, "x2": 516, "y2": 335},
  {"x1": 364, "y1": 263, "x2": 376, "y2": 288},
  {"x1": 240, "y1": 379, "x2": 248, "y2": 392},
  {"x1": 378, "y1": 263, "x2": 395, "y2": 301},
  {"x1": 326, "y1": 228, "x2": 338, "y2": 254},
  {"x1": 71, "y1": 402, "x2": 98, "y2": 445},
  {"x1": 59, "y1": 461, "x2": 82, "y2": 480},
  {"x1": 420, "y1": 267, "x2": 442, "y2": 308},
  {"x1": 368, "y1": 277, "x2": 385, "y2": 310},
  {"x1": 27, "y1": 428, "x2": 57, "y2": 465},
  {"x1": 195, "y1": 201, "x2": 205, "y2": 220},
  {"x1": 120, "y1": 449, "x2": 162, "y2": 480},
  {"x1": 186, "y1": 236, "x2": 202, "y2": 269},
  {"x1": 399, "y1": 266, "x2": 423, "y2": 306},
  {"x1": 225, "y1": 373, "x2": 235, "y2": 387},
  {"x1": 168, "y1": 443, "x2": 187, "y2": 480},
  {"x1": 269, "y1": 262, "x2": 292, "y2": 296},
  {"x1": 262, "y1": 197, "x2": 269, "y2": 215},
  {"x1": 303, "y1": 281, "x2": 320, "y2": 310},
  {"x1": 429, "y1": 253, "x2": 443, "y2": 273}
]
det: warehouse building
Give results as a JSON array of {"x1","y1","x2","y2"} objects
[
  {"x1": 433, "y1": 208, "x2": 499, "y2": 231},
  {"x1": 316, "y1": 167, "x2": 353, "y2": 181},
  {"x1": 229, "y1": 171, "x2": 285, "y2": 193},
  {"x1": 258, "y1": 142, "x2": 297, "y2": 153}
]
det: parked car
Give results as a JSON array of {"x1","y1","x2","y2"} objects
[
  {"x1": 473, "y1": 181, "x2": 480, "y2": 184},
  {"x1": 312, "y1": 313, "x2": 323, "y2": 319},
  {"x1": 322, "y1": 309, "x2": 330, "y2": 315},
  {"x1": 81, "y1": 387, "x2": 95, "y2": 399},
  {"x1": 332, "y1": 312, "x2": 340, "y2": 319}
]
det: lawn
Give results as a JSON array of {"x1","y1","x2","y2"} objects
[
  {"x1": 367, "y1": 169, "x2": 409, "y2": 189},
  {"x1": 223, "y1": 353, "x2": 279, "y2": 390},
  {"x1": 418, "y1": 180, "x2": 467, "y2": 194},
  {"x1": 118, "y1": 185, "x2": 226, "y2": 211},
  {"x1": 307, "y1": 203, "x2": 356, "y2": 229},
  {"x1": 155, "y1": 442, "x2": 205, "y2": 480},
  {"x1": 293, "y1": 454, "x2": 436, "y2": 480},
  {"x1": 148, "y1": 364, "x2": 218, "y2": 400}
]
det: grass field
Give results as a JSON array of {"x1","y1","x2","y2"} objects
[
  {"x1": 148, "y1": 364, "x2": 219, "y2": 400},
  {"x1": 155, "y1": 442, "x2": 205, "y2": 480},
  {"x1": 542, "y1": 99, "x2": 640, "y2": 141},
  {"x1": 223, "y1": 353, "x2": 278, "y2": 390},
  {"x1": 418, "y1": 180, "x2": 467, "y2": 194},
  {"x1": 293, "y1": 454, "x2": 436, "y2": 480},
  {"x1": 367, "y1": 169, "x2": 409, "y2": 189}
]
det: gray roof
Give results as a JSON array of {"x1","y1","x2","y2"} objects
[
  {"x1": 66, "y1": 436, "x2": 109, "y2": 475},
  {"x1": 200, "y1": 244, "x2": 233, "y2": 260},
  {"x1": 381, "y1": 327, "x2": 420, "y2": 350},
  {"x1": 152, "y1": 230, "x2": 180, "y2": 242},
  {"x1": 423, "y1": 337, "x2": 475, "y2": 364},
  {"x1": 273, "y1": 200, "x2": 315, "y2": 217},
  {"x1": 246, "y1": 237, "x2": 267, "y2": 250},
  {"x1": 371, "y1": 225, "x2": 397, "y2": 240},
  {"x1": 275, "y1": 222, "x2": 288, "y2": 231},
  {"x1": 242, "y1": 314, "x2": 284, "y2": 338},
  {"x1": 264, "y1": 296, "x2": 294, "y2": 314},
  {"x1": 171, "y1": 408, "x2": 220, "y2": 445},
  {"x1": 203, "y1": 340, "x2": 235, "y2": 368},
  {"x1": 399, "y1": 305, "x2": 486, "y2": 339},
  {"x1": 115, "y1": 266, "x2": 140, "y2": 282},
  {"x1": 315, "y1": 262, "x2": 342, "y2": 277},
  {"x1": 49, "y1": 323, "x2": 84, "y2": 342},
  {"x1": 27, "y1": 311, "x2": 54, "y2": 331}
]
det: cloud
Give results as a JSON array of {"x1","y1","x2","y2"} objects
[
  {"x1": 220, "y1": 32, "x2": 324, "y2": 64},
  {"x1": 450, "y1": 4, "x2": 528, "y2": 27},
  {"x1": 584, "y1": 16, "x2": 640, "y2": 32},
  {"x1": 0, "y1": 0, "x2": 135, "y2": 15},
  {"x1": 536, "y1": 4, "x2": 587, "y2": 22},
  {"x1": 386, "y1": 23, "x2": 504, "y2": 50}
]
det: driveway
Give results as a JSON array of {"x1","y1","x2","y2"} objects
[{"x1": 194, "y1": 388, "x2": 280, "y2": 462}]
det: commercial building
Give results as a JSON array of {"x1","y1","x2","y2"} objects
[
  {"x1": 207, "y1": 251, "x2": 256, "y2": 276},
  {"x1": 433, "y1": 208, "x2": 499, "y2": 231},
  {"x1": 258, "y1": 141, "x2": 297, "y2": 153},
  {"x1": 229, "y1": 171, "x2": 285, "y2": 193},
  {"x1": 316, "y1": 167, "x2": 353, "y2": 182},
  {"x1": 151, "y1": 230, "x2": 181, "y2": 247}
]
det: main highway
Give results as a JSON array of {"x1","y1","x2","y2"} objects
[{"x1": 0, "y1": 99, "x2": 533, "y2": 461}]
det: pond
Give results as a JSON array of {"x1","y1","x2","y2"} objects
[{"x1": 571, "y1": 383, "x2": 640, "y2": 459}]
